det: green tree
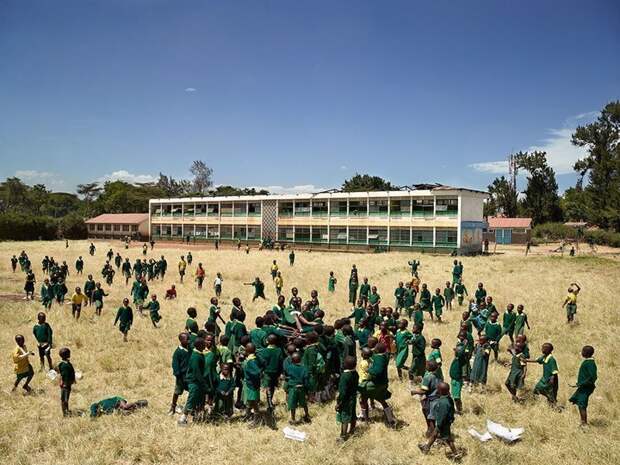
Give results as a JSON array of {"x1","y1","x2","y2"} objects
[
  {"x1": 77, "y1": 182, "x2": 102, "y2": 215},
  {"x1": 514, "y1": 151, "x2": 562, "y2": 225},
  {"x1": 190, "y1": 160, "x2": 214, "y2": 194},
  {"x1": 485, "y1": 176, "x2": 518, "y2": 217},
  {"x1": 341, "y1": 174, "x2": 395, "y2": 192},
  {"x1": 572, "y1": 101, "x2": 620, "y2": 231},
  {"x1": 210, "y1": 185, "x2": 269, "y2": 196},
  {"x1": 156, "y1": 173, "x2": 193, "y2": 197},
  {"x1": 560, "y1": 187, "x2": 589, "y2": 223}
]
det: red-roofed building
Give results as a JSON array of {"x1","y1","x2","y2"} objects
[
  {"x1": 485, "y1": 217, "x2": 532, "y2": 244},
  {"x1": 85, "y1": 213, "x2": 149, "y2": 240}
]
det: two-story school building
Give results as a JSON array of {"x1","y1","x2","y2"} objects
[{"x1": 148, "y1": 185, "x2": 488, "y2": 253}]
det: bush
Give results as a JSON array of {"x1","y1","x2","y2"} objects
[
  {"x1": 533, "y1": 222, "x2": 620, "y2": 247},
  {"x1": 58, "y1": 213, "x2": 88, "y2": 239},
  {"x1": 0, "y1": 213, "x2": 87, "y2": 241}
]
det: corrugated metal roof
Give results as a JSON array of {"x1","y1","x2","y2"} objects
[
  {"x1": 85, "y1": 213, "x2": 149, "y2": 224},
  {"x1": 487, "y1": 217, "x2": 532, "y2": 229}
]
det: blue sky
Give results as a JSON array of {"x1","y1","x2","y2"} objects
[{"x1": 1, "y1": 0, "x2": 618, "y2": 194}]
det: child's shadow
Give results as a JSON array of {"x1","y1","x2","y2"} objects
[{"x1": 588, "y1": 418, "x2": 609, "y2": 428}]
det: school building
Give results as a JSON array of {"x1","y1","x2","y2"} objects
[
  {"x1": 85, "y1": 213, "x2": 150, "y2": 240},
  {"x1": 485, "y1": 217, "x2": 532, "y2": 244},
  {"x1": 148, "y1": 186, "x2": 488, "y2": 253}
]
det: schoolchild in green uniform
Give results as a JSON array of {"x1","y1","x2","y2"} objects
[
  {"x1": 502, "y1": 304, "x2": 517, "y2": 345},
  {"x1": 258, "y1": 334, "x2": 284, "y2": 412},
  {"x1": 242, "y1": 343, "x2": 263, "y2": 421},
  {"x1": 301, "y1": 332, "x2": 322, "y2": 402},
  {"x1": 419, "y1": 283, "x2": 431, "y2": 316},
  {"x1": 336, "y1": 355, "x2": 359, "y2": 441},
  {"x1": 33, "y1": 312, "x2": 53, "y2": 371},
  {"x1": 450, "y1": 333, "x2": 468, "y2": 414},
  {"x1": 427, "y1": 338, "x2": 444, "y2": 381},
  {"x1": 454, "y1": 280, "x2": 468, "y2": 306},
  {"x1": 475, "y1": 282, "x2": 487, "y2": 306},
  {"x1": 203, "y1": 335, "x2": 220, "y2": 411},
  {"x1": 408, "y1": 324, "x2": 426, "y2": 383},
  {"x1": 142, "y1": 294, "x2": 162, "y2": 328},
  {"x1": 470, "y1": 336, "x2": 491, "y2": 387},
  {"x1": 569, "y1": 345, "x2": 597, "y2": 425},
  {"x1": 91, "y1": 283, "x2": 108, "y2": 317},
  {"x1": 411, "y1": 360, "x2": 440, "y2": 438},
  {"x1": 528, "y1": 342, "x2": 559, "y2": 405},
  {"x1": 368, "y1": 286, "x2": 381, "y2": 310},
  {"x1": 418, "y1": 382, "x2": 460, "y2": 458},
  {"x1": 83, "y1": 275, "x2": 96, "y2": 305},
  {"x1": 359, "y1": 277, "x2": 371, "y2": 307},
  {"x1": 328, "y1": 271, "x2": 337, "y2": 292},
  {"x1": 285, "y1": 351, "x2": 311, "y2": 424},
  {"x1": 514, "y1": 304, "x2": 531, "y2": 335},
  {"x1": 459, "y1": 323, "x2": 474, "y2": 383},
  {"x1": 225, "y1": 313, "x2": 248, "y2": 354},
  {"x1": 214, "y1": 363, "x2": 235, "y2": 418},
  {"x1": 431, "y1": 288, "x2": 445, "y2": 322},
  {"x1": 178, "y1": 337, "x2": 207, "y2": 425},
  {"x1": 169, "y1": 333, "x2": 191, "y2": 415},
  {"x1": 40, "y1": 279, "x2": 53, "y2": 310},
  {"x1": 57, "y1": 347, "x2": 76, "y2": 417},
  {"x1": 412, "y1": 304, "x2": 424, "y2": 332},
  {"x1": 451, "y1": 259, "x2": 461, "y2": 287},
  {"x1": 395, "y1": 320, "x2": 414, "y2": 380},
  {"x1": 505, "y1": 342, "x2": 527, "y2": 402},
  {"x1": 443, "y1": 282, "x2": 454, "y2": 311},
  {"x1": 483, "y1": 311, "x2": 502, "y2": 361},
  {"x1": 394, "y1": 282, "x2": 406, "y2": 310},
  {"x1": 250, "y1": 317, "x2": 267, "y2": 349},
  {"x1": 114, "y1": 298, "x2": 134, "y2": 342}
]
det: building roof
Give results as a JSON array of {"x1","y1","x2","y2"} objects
[
  {"x1": 487, "y1": 217, "x2": 532, "y2": 229},
  {"x1": 85, "y1": 213, "x2": 149, "y2": 225}
]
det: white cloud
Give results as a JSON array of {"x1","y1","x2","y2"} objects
[
  {"x1": 97, "y1": 170, "x2": 158, "y2": 185},
  {"x1": 14, "y1": 170, "x2": 66, "y2": 188},
  {"x1": 184, "y1": 87, "x2": 197, "y2": 92},
  {"x1": 250, "y1": 184, "x2": 330, "y2": 195},
  {"x1": 468, "y1": 161, "x2": 508, "y2": 174},
  {"x1": 339, "y1": 165, "x2": 348, "y2": 171}
]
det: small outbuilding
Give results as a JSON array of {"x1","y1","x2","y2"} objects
[
  {"x1": 85, "y1": 213, "x2": 149, "y2": 240},
  {"x1": 485, "y1": 217, "x2": 532, "y2": 244}
]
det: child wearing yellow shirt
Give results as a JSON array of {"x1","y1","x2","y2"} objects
[{"x1": 12, "y1": 335, "x2": 34, "y2": 393}]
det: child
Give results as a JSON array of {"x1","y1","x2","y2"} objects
[
  {"x1": 427, "y1": 338, "x2": 443, "y2": 381},
  {"x1": 449, "y1": 334, "x2": 467, "y2": 414},
  {"x1": 418, "y1": 382, "x2": 460, "y2": 458},
  {"x1": 142, "y1": 294, "x2": 162, "y2": 328},
  {"x1": 289, "y1": 249, "x2": 295, "y2": 265},
  {"x1": 12, "y1": 335, "x2": 34, "y2": 393},
  {"x1": 178, "y1": 256, "x2": 187, "y2": 283},
  {"x1": 408, "y1": 324, "x2": 427, "y2": 384},
  {"x1": 214, "y1": 363, "x2": 235, "y2": 418},
  {"x1": 242, "y1": 343, "x2": 263, "y2": 422},
  {"x1": 195, "y1": 263, "x2": 205, "y2": 289},
  {"x1": 40, "y1": 279, "x2": 53, "y2": 310},
  {"x1": 91, "y1": 283, "x2": 109, "y2": 317},
  {"x1": 443, "y1": 282, "x2": 454, "y2": 311},
  {"x1": 336, "y1": 355, "x2": 359, "y2": 442},
  {"x1": 165, "y1": 284, "x2": 177, "y2": 299},
  {"x1": 328, "y1": 271, "x2": 337, "y2": 293},
  {"x1": 178, "y1": 338, "x2": 207, "y2": 425},
  {"x1": 258, "y1": 334, "x2": 284, "y2": 412},
  {"x1": 245, "y1": 277, "x2": 266, "y2": 302},
  {"x1": 505, "y1": 342, "x2": 527, "y2": 402},
  {"x1": 214, "y1": 273, "x2": 223, "y2": 297},
  {"x1": 502, "y1": 304, "x2": 517, "y2": 345},
  {"x1": 114, "y1": 298, "x2": 134, "y2": 342},
  {"x1": 285, "y1": 351, "x2": 311, "y2": 424},
  {"x1": 395, "y1": 319, "x2": 413, "y2": 380},
  {"x1": 207, "y1": 297, "x2": 225, "y2": 337},
  {"x1": 394, "y1": 282, "x2": 406, "y2": 309},
  {"x1": 569, "y1": 345, "x2": 597, "y2": 425},
  {"x1": 419, "y1": 283, "x2": 431, "y2": 316},
  {"x1": 562, "y1": 282, "x2": 581, "y2": 323},
  {"x1": 83, "y1": 275, "x2": 96, "y2": 306},
  {"x1": 58, "y1": 347, "x2": 76, "y2": 417},
  {"x1": 475, "y1": 282, "x2": 487, "y2": 306},
  {"x1": 359, "y1": 277, "x2": 371, "y2": 307},
  {"x1": 529, "y1": 342, "x2": 559, "y2": 405},
  {"x1": 33, "y1": 312, "x2": 53, "y2": 371},
  {"x1": 454, "y1": 280, "x2": 468, "y2": 306},
  {"x1": 411, "y1": 360, "x2": 440, "y2": 437},
  {"x1": 270, "y1": 260, "x2": 279, "y2": 280},
  {"x1": 70, "y1": 287, "x2": 88, "y2": 321},
  {"x1": 431, "y1": 288, "x2": 445, "y2": 322},
  {"x1": 368, "y1": 286, "x2": 381, "y2": 310},
  {"x1": 169, "y1": 333, "x2": 191, "y2": 415},
  {"x1": 514, "y1": 304, "x2": 530, "y2": 335},
  {"x1": 483, "y1": 312, "x2": 502, "y2": 362},
  {"x1": 470, "y1": 336, "x2": 491, "y2": 387},
  {"x1": 516, "y1": 334, "x2": 530, "y2": 358}
]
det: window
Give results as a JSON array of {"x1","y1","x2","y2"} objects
[
  {"x1": 172, "y1": 225, "x2": 182, "y2": 236},
  {"x1": 278, "y1": 227, "x2": 294, "y2": 241},
  {"x1": 412, "y1": 229, "x2": 433, "y2": 245},
  {"x1": 295, "y1": 227, "x2": 311, "y2": 242},
  {"x1": 278, "y1": 202, "x2": 294, "y2": 217},
  {"x1": 247, "y1": 226, "x2": 261, "y2": 240},
  {"x1": 220, "y1": 203, "x2": 233, "y2": 217},
  {"x1": 294, "y1": 201, "x2": 311, "y2": 216},
  {"x1": 435, "y1": 228, "x2": 458, "y2": 246},
  {"x1": 329, "y1": 200, "x2": 347, "y2": 216},
  {"x1": 348, "y1": 199, "x2": 367, "y2": 216},
  {"x1": 88, "y1": 224, "x2": 94, "y2": 231},
  {"x1": 436, "y1": 198, "x2": 458, "y2": 216},
  {"x1": 248, "y1": 202, "x2": 261, "y2": 216},
  {"x1": 162, "y1": 225, "x2": 172, "y2": 236},
  {"x1": 151, "y1": 204, "x2": 162, "y2": 215},
  {"x1": 369, "y1": 199, "x2": 388, "y2": 216},
  {"x1": 131, "y1": 225, "x2": 138, "y2": 232},
  {"x1": 104, "y1": 224, "x2": 112, "y2": 231},
  {"x1": 233, "y1": 202, "x2": 246, "y2": 216},
  {"x1": 195, "y1": 226, "x2": 206, "y2": 237},
  {"x1": 412, "y1": 199, "x2": 434, "y2": 217},
  {"x1": 152, "y1": 225, "x2": 161, "y2": 236},
  {"x1": 113, "y1": 224, "x2": 121, "y2": 231},
  {"x1": 195, "y1": 203, "x2": 207, "y2": 216},
  {"x1": 311, "y1": 201, "x2": 328, "y2": 216},
  {"x1": 207, "y1": 203, "x2": 219, "y2": 215},
  {"x1": 390, "y1": 227, "x2": 410, "y2": 245},
  {"x1": 349, "y1": 227, "x2": 367, "y2": 244},
  {"x1": 329, "y1": 227, "x2": 347, "y2": 243},
  {"x1": 368, "y1": 227, "x2": 388, "y2": 244},
  {"x1": 207, "y1": 227, "x2": 219, "y2": 239},
  {"x1": 234, "y1": 225, "x2": 247, "y2": 239},
  {"x1": 122, "y1": 225, "x2": 130, "y2": 232},
  {"x1": 172, "y1": 205, "x2": 182, "y2": 217},
  {"x1": 183, "y1": 204, "x2": 195, "y2": 216},
  {"x1": 162, "y1": 205, "x2": 172, "y2": 216},
  {"x1": 390, "y1": 198, "x2": 410, "y2": 216},
  {"x1": 312, "y1": 227, "x2": 328, "y2": 242},
  {"x1": 220, "y1": 225, "x2": 233, "y2": 239}
]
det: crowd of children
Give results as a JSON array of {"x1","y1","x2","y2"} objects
[{"x1": 9, "y1": 244, "x2": 597, "y2": 458}]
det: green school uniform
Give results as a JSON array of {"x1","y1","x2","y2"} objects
[
  {"x1": 433, "y1": 396, "x2": 455, "y2": 439},
  {"x1": 364, "y1": 352, "x2": 391, "y2": 401},
  {"x1": 413, "y1": 308, "x2": 424, "y2": 331},
  {"x1": 271, "y1": 304, "x2": 285, "y2": 321},
  {"x1": 242, "y1": 354, "x2": 262, "y2": 402},
  {"x1": 328, "y1": 276, "x2": 337, "y2": 292},
  {"x1": 214, "y1": 374, "x2": 235, "y2": 416},
  {"x1": 395, "y1": 329, "x2": 413, "y2": 368},
  {"x1": 443, "y1": 286, "x2": 454, "y2": 303},
  {"x1": 258, "y1": 344, "x2": 283, "y2": 388},
  {"x1": 394, "y1": 287, "x2": 406, "y2": 308},
  {"x1": 359, "y1": 283, "x2": 371, "y2": 300},
  {"x1": 348, "y1": 307, "x2": 367, "y2": 328},
  {"x1": 454, "y1": 283, "x2": 467, "y2": 305},
  {"x1": 185, "y1": 349, "x2": 207, "y2": 412},
  {"x1": 224, "y1": 320, "x2": 247, "y2": 353},
  {"x1": 89, "y1": 396, "x2": 126, "y2": 417},
  {"x1": 534, "y1": 354, "x2": 559, "y2": 401},
  {"x1": 431, "y1": 295, "x2": 445, "y2": 317},
  {"x1": 514, "y1": 312, "x2": 529, "y2": 335},
  {"x1": 40, "y1": 284, "x2": 53, "y2": 307},
  {"x1": 285, "y1": 362, "x2": 309, "y2": 410},
  {"x1": 427, "y1": 348, "x2": 443, "y2": 380},
  {"x1": 114, "y1": 306, "x2": 133, "y2": 333},
  {"x1": 302, "y1": 343, "x2": 321, "y2": 392},
  {"x1": 203, "y1": 348, "x2": 220, "y2": 396},
  {"x1": 569, "y1": 358, "x2": 597, "y2": 408},
  {"x1": 207, "y1": 305, "x2": 221, "y2": 335},
  {"x1": 475, "y1": 288, "x2": 487, "y2": 305},
  {"x1": 419, "y1": 289, "x2": 431, "y2": 312},
  {"x1": 449, "y1": 356, "x2": 463, "y2": 400},
  {"x1": 502, "y1": 311, "x2": 516, "y2": 337},
  {"x1": 58, "y1": 359, "x2": 75, "y2": 402},
  {"x1": 368, "y1": 292, "x2": 381, "y2": 306},
  {"x1": 33, "y1": 322, "x2": 53, "y2": 347},
  {"x1": 143, "y1": 300, "x2": 161, "y2": 323},
  {"x1": 506, "y1": 352, "x2": 527, "y2": 390},
  {"x1": 252, "y1": 281, "x2": 265, "y2": 298},
  {"x1": 470, "y1": 343, "x2": 491, "y2": 384},
  {"x1": 336, "y1": 369, "x2": 359, "y2": 424},
  {"x1": 249, "y1": 327, "x2": 267, "y2": 349},
  {"x1": 355, "y1": 327, "x2": 371, "y2": 349},
  {"x1": 409, "y1": 333, "x2": 427, "y2": 377},
  {"x1": 172, "y1": 345, "x2": 191, "y2": 394}
]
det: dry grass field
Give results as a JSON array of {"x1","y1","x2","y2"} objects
[{"x1": 0, "y1": 240, "x2": 619, "y2": 465}]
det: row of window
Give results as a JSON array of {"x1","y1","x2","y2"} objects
[
  {"x1": 88, "y1": 224, "x2": 138, "y2": 232},
  {"x1": 151, "y1": 224, "x2": 261, "y2": 240},
  {"x1": 152, "y1": 202, "x2": 261, "y2": 217},
  {"x1": 275, "y1": 226, "x2": 457, "y2": 245}
]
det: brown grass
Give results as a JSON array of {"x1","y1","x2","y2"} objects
[{"x1": 0, "y1": 240, "x2": 619, "y2": 465}]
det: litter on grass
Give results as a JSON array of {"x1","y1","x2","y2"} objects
[
  {"x1": 468, "y1": 420, "x2": 524, "y2": 443},
  {"x1": 47, "y1": 370, "x2": 57, "y2": 381},
  {"x1": 468, "y1": 428, "x2": 493, "y2": 442},
  {"x1": 283, "y1": 427, "x2": 307, "y2": 442}
]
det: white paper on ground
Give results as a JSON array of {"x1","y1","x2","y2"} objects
[
  {"x1": 468, "y1": 427, "x2": 493, "y2": 442},
  {"x1": 47, "y1": 370, "x2": 57, "y2": 381},
  {"x1": 75, "y1": 371, "x2": 83, "y2": 380},
  {"x1": 487, "y1": 419, "x2": 524, "y2": 442},
  {"x1": 283, "y1": 427, "x2": 307, "y2": 442}
]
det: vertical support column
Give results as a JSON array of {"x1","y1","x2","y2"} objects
[
  {"x1": 387, "y1": 193, "x2": 391, "y2": 248},
  {"x1": 327, "y1": 197, "x2": 331, "y2": 245},
  {"x1": 433, "y1": 226, "x2": 436, "y2": 248},
  {"x1": 457, "y1": 195, "x2": 462, "y2": 251}
]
